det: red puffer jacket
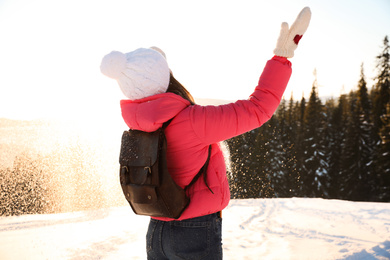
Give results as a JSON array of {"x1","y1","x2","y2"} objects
[{"x1": 120, "y1": 56, "x2": 292, "y2": 221}]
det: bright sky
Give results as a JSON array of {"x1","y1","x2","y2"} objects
[{"x1": 0, "y1": 0, "x2": 389, "y2": 120}]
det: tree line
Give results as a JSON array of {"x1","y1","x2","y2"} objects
[{"x1": 226, "y1": 36, "x2": 390, "y2": 202}]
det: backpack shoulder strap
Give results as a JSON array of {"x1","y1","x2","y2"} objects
[
  {"x1": 185, "y1": 145, "x2": 213, "y2": 194},
  {"x1": 161, "y1": 118, "x2": 213, "y2": 194},
  {"x1": 162, "y1": 118, "x2": 173, "y2": 130}
]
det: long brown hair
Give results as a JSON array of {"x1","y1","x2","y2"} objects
[{"x1": 166, "y1": 74, "x2": 196, "y2": 105}]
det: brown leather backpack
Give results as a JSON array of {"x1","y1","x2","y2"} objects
[{"x1": 119, "y1": 122, "x2": 211, "y2": 219}]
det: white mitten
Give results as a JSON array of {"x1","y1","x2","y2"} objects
[{"x1": 273, "y1": 7, "x2": 311, "y2": 58}]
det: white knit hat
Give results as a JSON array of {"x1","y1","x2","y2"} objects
[{"x1": 100, "y1": 47, "x2": 170, "y2": 100}]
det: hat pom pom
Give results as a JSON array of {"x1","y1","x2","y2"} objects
[{"x1": 100, "y1": 51, "x2": 127, "y2": 79}]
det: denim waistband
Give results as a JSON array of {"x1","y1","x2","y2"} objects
[{"x1": 151, "y1": 211, "x2": 221, "y2": 223}]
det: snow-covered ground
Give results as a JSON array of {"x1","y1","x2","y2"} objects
[{"x1": 0, "y1": 198, "x2": 389, "y2": 260}]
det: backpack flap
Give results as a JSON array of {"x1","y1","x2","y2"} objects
[{"x1": 119, "y1": 129, "x2": 160, "y2": 185}]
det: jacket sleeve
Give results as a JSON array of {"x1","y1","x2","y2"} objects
[{"x1": 189, "y1": 56, "x2": 292, "y2": 145}]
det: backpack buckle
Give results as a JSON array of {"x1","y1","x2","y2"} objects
[{"x1": 144, "y1": 166, "x2": 151, "y2": 174}]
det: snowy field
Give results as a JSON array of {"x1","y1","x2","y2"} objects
[{"x1": 0, "y1": 198, "x2": 389, "y2": 260}]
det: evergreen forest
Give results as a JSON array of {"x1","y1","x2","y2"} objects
[{"x1": 226, "y1": 36, "x2": 390, "y2": 202}]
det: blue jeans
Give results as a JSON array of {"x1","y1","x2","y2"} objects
[{"x1": 146, "y1": 212, "x2": 223, "y2": 260}]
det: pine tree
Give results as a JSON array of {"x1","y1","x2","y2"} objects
[
  {"x1": 266, "y1": 101, "x2": 284, "y2": 197},
  {"x1": 340, "y1": 91, "x2": 358, "y2": 200},
  {"x1": 341, "y1": 86, "x2": 375, "y2": 201},
  {"x1": 327, "y1": 94, "x2": 348, "y2": 199},
  {"x1": 322, "y1": 98, "x2": 337, "y2": 198},
  {"x1": 294, "y1": 96, "x2": 306, "y2": 196},
  {"x1": 378, "y1": 103, "x2": 390, "y2": 201},
  {"x1": 270, "y1": 97, "x2": 300, "y2": 197},
  {"x1": 301, "y1": 78, "x2": 327, "y2": 197},
  {"x1": 371, "y1": 36, "x2": 390, "y2": 201},
  {"x1": 372, "y1": 36, "x2": 390, "y2": 136},
  {"x1": 355, "y1": 64, "x2": 376, "y2": 200},
  {"x1": 285, "y1": 95, "x2": 301, "y2": 196}
]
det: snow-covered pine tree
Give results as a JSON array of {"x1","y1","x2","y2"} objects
[
  {"x1": 294, "y1": 96, "x2": 306, "y2": 196},
  {"x1": 340, "y1": 91, "x2": 359, "y2": 200},
  {"x1": 378, "y1": 103, "x2": 390, "y2": 201},
  {"x1": 371, "y1": 36, "x2": 390, "y2": 201},
  {"x1": 326, "y1": 94, "x2": 348, "y2": 199},
  {"x1": 285, "y1": 95, "x2": 301, "y2": 196},
  {"x1": 322, "y1": 98, "x2": 336, "y2": 198},
  {"x1": 270, "y1": 97, "x2": 300, "y2": 197},
  {"x1": 301, "y1": 77, "x2": 328, "y2": 198},
  {"x1": 341, "y1": 77, "x2": 375, "y2": 202},
  {"x1": 268, "y1": 99, "x2": 287, "y2": 197},
  {"x1": 354, "y1": 64, "x2": 376, "y2": 201},
  {"x1": 372, "y1": 36, "x2": 390, "y2": 135}
]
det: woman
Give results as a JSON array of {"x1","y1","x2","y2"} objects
[{"x1": 101, "y1": 7, "x2": 311, "y2": 260}]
